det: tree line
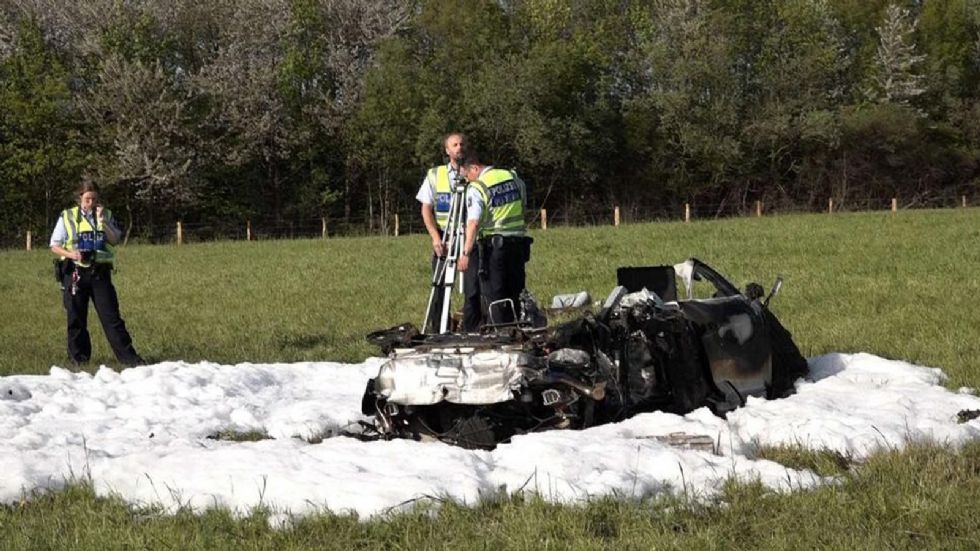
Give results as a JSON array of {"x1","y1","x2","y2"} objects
[{"x1": 1, "y1": 0, "x2": 978, "y2": 246}]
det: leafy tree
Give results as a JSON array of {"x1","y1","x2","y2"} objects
[
  {"x1": 742, "y1": 0, "x2": 850, "y2": 203},
  {"x1": 347, "y1": 39, "x2": 425, "y2": 233},
  {"x1": 78, "y1": 55, "x2": 204, "y2": 236},
  {"x1": 0, "y1": 0, "x2": 977, "y2": 244},
  {"x1": 0, "y1": 17, "x2": 87, "y2": 244},
  {"x1": 284, "y1": 0, "x2": 413, "y2": 223},
  {"x1": 490, "y1": 1, "x2": 631, "y2": 209},
  {"x1": 626, "y1": 0, "x2": 743, "y2": 204},
  {"x1": 919, "y1": 0, "x2": 980, "y2": 109}
]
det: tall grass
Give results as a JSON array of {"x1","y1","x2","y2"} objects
[{"x1": 1, "y1": 209, "x2": 979, "y2": 549}]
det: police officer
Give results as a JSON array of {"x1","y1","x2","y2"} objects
[
  {"x1": 456, "y1": 152, "x2": 532, "y2": 327},
  {"x1": 416, "y1": 132, "x2": 482, "y2": 331},
  {"x1": 49, "y1": 179, "x2": 144, "y2": 367}
]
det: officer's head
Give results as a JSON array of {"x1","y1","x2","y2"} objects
[
  {"x1": 444, "y1": 132, "x2": 466, "y2": 164},
  {"x1": 459, "y1": 150, "x2": 485, "y2": 182},
  {"x1": 76, "y1": 178, "x2": 100, "y2": 213}
]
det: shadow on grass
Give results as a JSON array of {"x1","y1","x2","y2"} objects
[{"x1": 276, "y1": 332, "x2": 333, "y2": 352}]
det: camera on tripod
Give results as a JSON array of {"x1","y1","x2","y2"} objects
[{"x1": 452, "y1": 173, "x2": 467, "y2": 192}]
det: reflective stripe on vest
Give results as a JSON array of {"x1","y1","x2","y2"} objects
[
  {"x1": 428, "y1": 165, "x2": 453, "y2": 230},
  {"x1": 471, "y1": 169, "x2": 526, "y2": 238},
  {"x1": 61, "y1": 206, "x2": 115, "y2": 267}
]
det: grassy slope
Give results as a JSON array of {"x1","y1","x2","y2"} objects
[
  {"x1": 1, "y1": 209, "x2": 979, "y2": 549},
  {"x1": 2, "y1": 209, "x2": 978, "y2": 385}
]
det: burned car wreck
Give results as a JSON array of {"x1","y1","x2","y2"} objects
[{"x1": 360, "y1": 259, "x2": 809, "y2": 449}]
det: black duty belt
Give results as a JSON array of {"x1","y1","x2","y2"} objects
[
  {"x1": 480, "y1": 235, "x2": 530, "y2": 248},
  {"x1": 75, "y1": 263, "x2": 113, "y2": 273}
]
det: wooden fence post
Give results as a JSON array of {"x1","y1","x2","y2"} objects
[
  {"x1": 321, "y1": 217, "x2": 328, "y2": 238},
  {"x1": 963, "y1": 195, "x2": 967, "y2": 208},
  {"x1": 891, "y1": 198, "x2": 897, "y2": 212},
  {"x1": 684, "y1": 203, "x2": 691, "y2": 223},
  {"x1": 394, "y1": 214, "x2": 400, "y2": 237},
  {"x1": 755, "y1": 200, "x2": 762, "y2": 217},
  {"x1": 176, "y1": 221, "x2": 183, "y2": 245},
  {"x1": 26, "y1": 230, "x2": 32, "y2": 251},
  {"x1": 246, "y1": 219, "x2": 252, "y2": 241},
  {"x1": 828, "y1": 198, "x2": 834, "y2": 213},
  {"x1": 540, "y1": 209, "x2": 547, "y2": 230},
  {"x1": 614, "y1": 206, "x2": 620, "y2": 227}
]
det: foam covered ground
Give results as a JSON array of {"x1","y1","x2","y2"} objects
[{"x1": 1, "y1": 353, "x2": 978, "y2": 518}]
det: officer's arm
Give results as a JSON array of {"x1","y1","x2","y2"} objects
[
  {"x1": 515, "y1": 174, "x2": 528, "y2": 209},
  {"x1": 421, "y1": 203, "x2": 444, "y2": 256},
  {"x1": 49, "y1": 217, "x2": 80, "y2": 261},
  {"x1": 458, "y1": 219, "x2": 479, "y2": 272},
  {"x1": 417, "y1": 173, "x2": 444, "y2": 254},
  {"x1": 101, "y1": 214, "x2": 121, "y2": 245},
  {"x1": 51, "y1": 245, "x2": 80, "y2": 261},
  {"x1": 420, "y1": 203, "x2": 440, "y2": 242}
]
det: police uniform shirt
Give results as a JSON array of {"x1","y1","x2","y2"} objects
[
  {"x1": 49, "y1": 208, "x2": 119, "y2": 248},
  {"x1": 465, "y1": 166, "x2": 494, "y2": 223},
  {"x1": 415, "y1": 163, "x2": 461, "y2": 205}
]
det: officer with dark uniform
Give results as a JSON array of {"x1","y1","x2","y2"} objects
[
  {"x1": 416, "y1": 132, "x2": 482, "y2": 332},
  {"x1": 456, "y1": 152, "x2": 532, "y2": 327},
  {"x1": 49, "y1": 180, "x2": 143, "y2": 367}
]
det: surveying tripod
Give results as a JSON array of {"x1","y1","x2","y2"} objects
[{"x1": 422, "y1": 172, "x2": 469, "y2": 334}]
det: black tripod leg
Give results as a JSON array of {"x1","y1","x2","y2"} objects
[{"x1": 423, "y1": 255, "x2": 450, "y2": 333}]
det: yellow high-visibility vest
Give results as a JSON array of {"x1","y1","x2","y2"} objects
[
  {"x1": 470, "y1": 168, "x2": 527, "y2": 238},
  {"x1": 427, "y1": 165, "x2": 454, "y2": 230},
  {"x1": 61, "y1": 206, "x2": 115, "y2": 267}
]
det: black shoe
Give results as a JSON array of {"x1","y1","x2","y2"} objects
[{"x1": 124, "y1": 355, "x2": 146, "y2": 367}]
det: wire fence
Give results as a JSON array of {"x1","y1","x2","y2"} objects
[{"x1": 10, "y1": 191, "x2": 978, "y2": 250}]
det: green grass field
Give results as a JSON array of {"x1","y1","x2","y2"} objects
[{"x1": 2, "y1": 209, "x2": 979, "y2": 549}]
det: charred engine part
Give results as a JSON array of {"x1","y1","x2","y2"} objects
[
  {"x1": 541, "y1": 388, "x2": 568, "y2": 406},
  {"x1": 366, "y1": 323, "x2": 420, "y2": 354},
  {"x1": 537, "y1": 372, "x2": 606, "y2": 401},
  {"x1": 546, "y1": 348, "x2": 591, "y2": 370}
]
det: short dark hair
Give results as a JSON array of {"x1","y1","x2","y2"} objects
[
  {"x1": 76, "y1": 176, "x2": 100, "y2": 197},
  {"x1": 443, "y1": 131, "x2": 466, "y2": 148},
  {"x1": 459, "y1": 149, "x2": 482, "y2": 167}
]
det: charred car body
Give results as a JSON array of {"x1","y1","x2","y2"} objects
[{"x1": 361, "y1": 259, "x2": 809, "y2": 449}]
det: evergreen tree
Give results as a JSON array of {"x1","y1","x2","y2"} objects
[{"x1": 868, "y1": 4, "x2": 926, "y2": 106}]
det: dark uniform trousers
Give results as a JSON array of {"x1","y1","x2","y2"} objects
[
  {"x1": 62, "y1": 264, "x2": 142, "y2": 366},
  {"x1": 477, "y1": 236, "x2": 531, "y2": 326},
  {"x1": 461, "y1": 248, "x2": 483, "y2": 332}
]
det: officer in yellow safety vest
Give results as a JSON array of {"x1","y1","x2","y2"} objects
[
  {"x1": 416, "y1": 132, "x2": 481, "y2": 331},
  {"x1": 456, "y1": 151, "x2": 533, "y2": 328},
  {"x1": 416, "y1": 132, "x2": 466, "y2": 250},
  {"x1": 49, "y1": 179, "x2": 144, "y2": 367}
]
